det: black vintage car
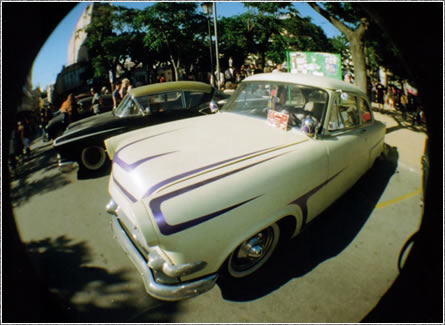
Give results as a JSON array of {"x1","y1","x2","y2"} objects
[
  {"x1": 53, "y1": 81, "x2": 228, "y2": 173},
  {"x1": 46, "y1": 94, "x2": 113, "y2": 140}
]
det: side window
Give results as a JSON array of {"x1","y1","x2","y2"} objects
[
  {"x1": 359, "y1": 98, "x2": 372, "y2": 124},
  {"x1": 138, "y1": 92, "x2": 185, "y2": 113},
  {"x1": 165, "y1": 91, "x2": 184, "y2": 110},
  {"x1": 328, "y1": 98, "x2": 345, "y2": 131},
  {"x1": 328, "y1": 92, "x2": 360, "y2": 131},
  {"x1": 186, "y1": 91, "x2": 206, "y2": 108}
]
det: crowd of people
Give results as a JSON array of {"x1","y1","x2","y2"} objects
[
  {"x1": 209, "y1": 60, "x2": 286, "y2": 92},
  {"x1": 9, "y1": 65, "x2": 424, "y2": 178},
  {"x1": 370, "y1": 80, "x2": 423, "y2": 126},
  {"x1": 56, "y1": 77, "x2": 134, "y2": 127}
]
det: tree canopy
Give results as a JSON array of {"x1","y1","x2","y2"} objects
[
  {"x1": 82, "y1": 2, "x2": 337, "y2": 82},
  {"x1": 81, "y1": 2, "x2": 407, "y2": 93}
]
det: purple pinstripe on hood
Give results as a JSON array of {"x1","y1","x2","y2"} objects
[
  {"x1": 149, "y1": 153, "x2": 288, "y2": 235},
  {"x1": 141, "y1": 145, "x2": 282, "y2": 199},
  {"x1": 112, "y1": 130, "x2": 180, "y2": 172}
]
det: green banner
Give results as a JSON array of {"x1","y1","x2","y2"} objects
[{"x1": 286, "y1": 51, "x2": 342, "y2": 80}]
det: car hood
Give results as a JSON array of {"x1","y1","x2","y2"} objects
[
  {"x1": 67, "y1": 111, "x2": 115, "y2": 131},
  {"x1": 108, "y1": 112, "x2": 309, "y2": 203},
  {"x1": 54, "y1": 111, "x2": 119, "y2": 145}
]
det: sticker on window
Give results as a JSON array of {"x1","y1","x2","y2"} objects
[{"x1": 267, "y1": 109, "x2": 289, "y2": 131}]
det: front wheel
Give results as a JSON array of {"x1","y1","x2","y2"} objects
[
  {"x1": 80, "y1": 145, "x2": 108, "y2": 171},
  {"x1": 226, "y1": 223, "x2": 280, "y2": 278}
]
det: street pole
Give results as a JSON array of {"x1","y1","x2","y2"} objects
[
  {"x1": 207, "y1": 15, "x2": 214, "y2": 86},
  {"x1": 213, "y1": 2, "x2": 220, "y2": 90},
  {"x1": 201, "y1": 3, "x2": 214, "y2": 86}
]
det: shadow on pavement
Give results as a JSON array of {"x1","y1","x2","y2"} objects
[
  {"x1": 25, "y1": 235, "x2": 178, "y2": 323},
  {"x1": 218, "y1": 144, "x2": 399, "y2": 301},
  {"x1": 77, "y1": 162, "x2": 112, "y2": 180},
  {"x1": 9, "y1": 141, "x2": 72, "y2": 207},
  {"x1": 374, "y1": 107, "x2": 427, "y2": 134}
]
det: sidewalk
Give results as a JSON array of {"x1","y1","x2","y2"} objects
[{"x1": 372, "y1": 104, "x2": 427, "y2": 173}]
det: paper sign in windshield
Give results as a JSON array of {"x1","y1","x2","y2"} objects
[{"x1": 267, "y1": 109, "x2": 289, "y2": 131}]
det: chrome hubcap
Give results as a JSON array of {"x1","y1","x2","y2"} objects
[
  {"x1": 229, "y1": 226, "x2": 278, "y2": 276},
  {"x1": 245, "y1": 234, "x2": 265, "y2": 258}
]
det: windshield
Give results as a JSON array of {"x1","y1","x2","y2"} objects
[
  {"x1": 222, "y1": 82, "x2": 329, "y2": 131},
  {"x1": 114, "y1": 95, "x2": 143, "y2": 117}
]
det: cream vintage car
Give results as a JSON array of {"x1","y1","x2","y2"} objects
[{"x1": 104, "y1": 73, "x2": 386, "y2": 301}]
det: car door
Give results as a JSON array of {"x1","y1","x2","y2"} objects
[
  {"x1": 322, "y1": 91, "x2": 370, "y2": 205},
  {"x1": 357, "y1": 96, "x2": 385, "y2": 169}
]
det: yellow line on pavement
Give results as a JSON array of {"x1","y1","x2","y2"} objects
[{"x1": 376, "y1": 189, "x2": 422, "y2": 209}]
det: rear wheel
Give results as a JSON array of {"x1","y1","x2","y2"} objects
[
  {"x1": 226, "y1": 223, "x2": 280, "y2": 278},
  {"x1": 80, "y1": 145, "x2": 108, "y2": 171}
]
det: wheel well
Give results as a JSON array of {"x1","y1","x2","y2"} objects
[{"x1": 277, "y1": 215, "x2": 297, "y2": 241}]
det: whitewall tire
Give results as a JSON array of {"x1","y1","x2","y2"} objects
[
  {"x1": 80, "y1": 145, "x2": 107, "y2": 171},
  {"x1": 227, "y1": 223, "x2": 280, "y2": 278}
]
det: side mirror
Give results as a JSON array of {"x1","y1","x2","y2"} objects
[
  {"x1": 209, "y1": 101, "x2": 219, "y2": 113},
  {"x1": 302, "y1": 116, "x2": 316, "y2": 137}
]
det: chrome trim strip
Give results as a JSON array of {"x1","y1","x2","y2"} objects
[
  {"x1": 112, "y1": 175, "x2": 138, "y2": 203},
  {"x1": 111, "y1": 216, "x2": 218, "y2": 301},
  {"x1": 54, "y1": 127, "x2": 125, "y2": 146}
]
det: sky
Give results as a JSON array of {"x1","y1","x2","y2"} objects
[{"x1": 31, "y1": 2, "x2": 340, "y2": 89}]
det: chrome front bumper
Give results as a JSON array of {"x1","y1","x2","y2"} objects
[
  {"x1": 57, "y1": 154, "x2": 78, "y2": 173},
  {"x1": 110, "y1": 210, "x2": 218, "y2": 301}
]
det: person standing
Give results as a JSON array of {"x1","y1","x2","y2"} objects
[
  {"x1": 39, "y1": 108, "x2": 49, "y2": 141},
  {"x1": 112, "y1": 82, "x2": 121, "y2": 109},
  {"x1": 211, "y1": 70, "x2": 224, "y2": 90},
  {"x1": 9, "y1": 128, "x2": 18, "y2": 176},
  {"x1": 400, "y1": 91, "x2": 408, "y2": 121},
  {"x1": 247, "y1": 63, "x2": 256, "y2": 77},
  {"x1": 272, "y1": 64, "x2": 282, "y2": 73},
  {"x1": 90, "y1": 87, "x2": 102, "y2": 115},
  {"x1": 375, "y1": 81, "x2": 385, "y2": 111},
  {"x1": 23, "y1": 118, "x2": 31, "y2": 159},
  {"x1": 60, "y1": 93, "x2": 78, "y2": 125},
  {"x1": 119, "y1": 78, "x2": 132, "y2": 100},
  {"x1": 239, "y1": 64, "x2": 247, "y2": 81},
  {"x1": 16, "y1": 121, "x2": 25, "y2": 160}
]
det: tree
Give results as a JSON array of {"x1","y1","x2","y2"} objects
[
  {"x1": 84, "y1": 4, "x2": 153, "y2": 84},
  {"x1": 282, "y1": 14, "x2": 334, "y2": 53},
  {"x1": 218, "y1": 3, "x2": 333, "y2": 70},
  {"x1": 330, "y1": 34, "x2": 354, "y2": 75},
  {"x1": 308, "y1": 3, "x2": 369, "y2": 93},
  {"x1": 140, "y1": 2, "x2": 207, "y2": 80},
  {"x1": 83, "y1": 3, "x2": 118, "y2": 81},
  {"x1": 218, "y1": 15, "x2": 250, "y2": 68},
  {"x1": 241, "y1": 2, "x2": 294, "y2": 67}
]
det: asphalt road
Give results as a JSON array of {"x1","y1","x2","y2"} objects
[{"x1": 11, "y1": 126, "x2": 424, "y2": 322}]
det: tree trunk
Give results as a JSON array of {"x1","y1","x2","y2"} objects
[
  {"x1": 308, "y1": 4, "x2": 369, "y2": 95},
  {"x1": 170, "y1": 57, "x2": 179, "y2": 81},
  {"x1": 349, "y1": 36, "x2": 367, "y2": 93}
]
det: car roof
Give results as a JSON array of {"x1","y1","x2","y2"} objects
[
  {"x1": 78, "y1": 94, "x2": 112, "y2": 103},
  {"x1": 244, "y1": 72, "x2": 366, "y2": 96},
  {"x1": 129, "y1": 81, "x2": 212, "y2": 97}
]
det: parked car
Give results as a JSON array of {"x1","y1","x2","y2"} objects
[
  {"x1": 77, "y1": 94, "x2": 114, "y2": 116},
  {"x1": 53, "y1": 81, "x2": 228, "y2": 172},
  {"x1": 104, "y1": 73, "x2": 386, "y2": 301},
  {"x1": 45, "y1": 94, "x2": 113, "y2": 140}
]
